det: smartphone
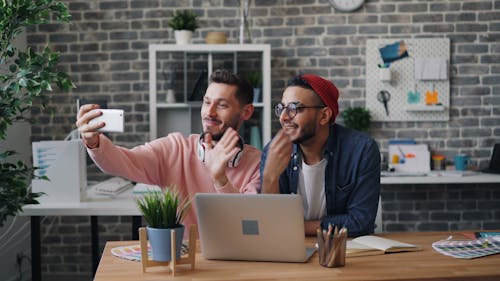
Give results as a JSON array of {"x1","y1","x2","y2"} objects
[{"x1": 88, "y1": 109, "x2": 124, "y2": 132}]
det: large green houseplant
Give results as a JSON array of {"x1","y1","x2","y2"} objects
[
  {"x1": 0, "y1": 0, "x2": 74, "y2": 227},
  {"x1": 136, "y1": 186, "x2": 191, "y2": 261},
  {"x1": 168, "y1": 10, "x2": 198, "y2": 45}
]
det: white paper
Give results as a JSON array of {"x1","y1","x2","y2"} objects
[
  {"x1": 32, "y1": 140, "x2": 87, "y2": 203},
  {"x1": 415, "y1": 57, "x2": 448, "y2": 80}
]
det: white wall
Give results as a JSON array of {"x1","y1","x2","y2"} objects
[{"x1": 0, "y1": 30, "x2": 32, "y2": 281}]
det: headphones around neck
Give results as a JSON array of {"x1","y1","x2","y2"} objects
[{"x1": 197, "y1": 132, "x2": 244, "y2": 168}]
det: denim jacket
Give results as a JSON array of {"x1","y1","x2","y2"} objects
[{"x1": 260, "y1": 124, "x2": 380, "y2": 237}]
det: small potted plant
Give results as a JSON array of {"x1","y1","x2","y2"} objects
[
  {"x1": 135, "y1": 186, "x2": 191, "y2": 261},
  {"x1": 341, "y1": 107, "x2": 372, "y2": 132},
  {"x1": 246, "y1": 71, "x2": 262, "y2": 103},
  {"x1": 168, "y1": 10, "x2": 198, "y2": 45}
]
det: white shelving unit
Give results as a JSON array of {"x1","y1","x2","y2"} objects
[{"x1": 148, "y1": 44, "x2": 271, "y2": 146}]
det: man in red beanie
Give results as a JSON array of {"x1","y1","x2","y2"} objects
[{"x1": 261, "y1": 74, "x2": 380, "y2": 238}]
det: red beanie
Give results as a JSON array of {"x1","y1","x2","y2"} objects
[{"x1": 300, "y1": 74, "x2": 339, "y2": 122}]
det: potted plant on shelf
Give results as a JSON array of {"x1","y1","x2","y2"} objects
[
  {"x1": 246, "y1": 71, "x2": 262, "y2": 103},
  {"x1": 135, "y1": 186, "x2": 191, "y2": 261},
  {"x1": 168, "y1": 10, "x2": 198, "y2": 45},
  {"x1": 0, "y1": 0, "x2": 74, "y2": 227},
  {"x1": 341, "y1": 107, "x2": 372, "y2": 132}
]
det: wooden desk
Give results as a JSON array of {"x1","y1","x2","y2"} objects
[{"x1": 95, "y1": 231, "x2": 500, "y2": 281}]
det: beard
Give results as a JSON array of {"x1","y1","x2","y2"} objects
[
  {"x1": 203, "y1": 116, "x2": 240, "y2": 141},
  {"x1": 282, "y1": 120, "x2": 317, "y2": 145},
  {"x1": 291, "y1": 126, "x2": 316, "y2": 144}
]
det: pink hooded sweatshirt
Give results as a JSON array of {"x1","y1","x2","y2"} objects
[{"x1": 87, "y1": 132, "x2": 261, "y2": 229}]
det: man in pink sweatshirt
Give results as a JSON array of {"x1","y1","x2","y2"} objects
[{"x1": 76, "y1": 69, "x2": 261, "y2": 229}]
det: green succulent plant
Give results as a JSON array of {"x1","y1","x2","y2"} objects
[
  {"x1": 341, "y1": 107, "x2": 372, "y2": 132},
  {"x1": 135, "y1": 186, "x2": 191, "y2": 229},
  {"x1": 246, "y1": 71, "x2": 262, "y2": 88},
  {"x1": 168, "y1": 10, "x2": 198, "y2": 32}
]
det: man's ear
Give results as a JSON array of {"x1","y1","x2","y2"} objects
[
  {"x1": 319, "y1": 107, "x2": 333, "y2": 125},
  {"x1": 240, "y1": 104, "x2": 254, "y2": 121}
]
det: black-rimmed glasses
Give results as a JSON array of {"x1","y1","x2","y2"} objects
[{"x1": 274, "y1": 102, "x2": 325, "y2": 119}]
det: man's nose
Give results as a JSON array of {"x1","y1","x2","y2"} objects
[
  {"x1": 207, "y1": 103, "x2": 217, "y2": 115},
  {"x1": 279, "y1": 109, "x2": 290, "y2": 123}
]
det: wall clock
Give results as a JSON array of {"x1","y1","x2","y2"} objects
[{"x1": 328, "y1": 0, "x2": 365, "y2": 12}]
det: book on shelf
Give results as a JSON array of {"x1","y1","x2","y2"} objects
[
  {"x1": 189, "y1": 69, "x2": 208, "y2": 101},
  {"x1": 346, "y1": 235, "x2": 422, "y2": 257}
]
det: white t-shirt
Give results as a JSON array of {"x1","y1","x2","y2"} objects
[{"x1": 297, "y1": 158, "x2": 327, "y2": 220}]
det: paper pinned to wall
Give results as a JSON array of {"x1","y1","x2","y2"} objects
[{"x1": 414, "y1": 58, "x2": 448, "y2": 80}]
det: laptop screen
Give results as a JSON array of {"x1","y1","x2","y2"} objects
[
  {"x1": 195, "y1": 193, "x2": 315, "y2": 263},
  {"x1": 484, "y1": 143, "x2": 500, "y2": 173}
]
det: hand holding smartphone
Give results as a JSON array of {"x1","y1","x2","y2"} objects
[{"x1": 88, "y1": 109, "x2": 124, "y2": 132}]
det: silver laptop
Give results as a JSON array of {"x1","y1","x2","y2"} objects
[{"x1": 195, "y1": 193, "x2": 316, "y2": 263}]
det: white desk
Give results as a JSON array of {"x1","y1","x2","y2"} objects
[
  {"x1": 381, "y1": 171, "x2": 500, "y2": 185},
  {"x1": 20, "y1": 189, "x2": 141, "y2": 281},
  {"x1": 21, "y1": 191, "x2": 140, "y2": 216}
]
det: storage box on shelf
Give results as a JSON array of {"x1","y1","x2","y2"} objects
[{"x1": 148, "y1": 44, "x2": 271, "y2": 147}]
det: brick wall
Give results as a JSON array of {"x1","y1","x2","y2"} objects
[
  {"x1": 27, "y1": 0, "x2": 500, "y2": 279},
  {"x1": 382, "y1": 184, "x2": 500, "y2": 232}
]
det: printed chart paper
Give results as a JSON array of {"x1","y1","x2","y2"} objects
[{"x1": 432, "y1": 236, "x2": 500, "y2": 259}]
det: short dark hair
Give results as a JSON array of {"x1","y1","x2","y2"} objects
[
  {"x1": 209, "y1": 69, "x2": 253, "y2": 105},
  {"x1": 287, "y1": 75, "x2": 325, "y2": 106},
  {"x1": 287, "y1": 75, "x2": 314, "y2": 90}
]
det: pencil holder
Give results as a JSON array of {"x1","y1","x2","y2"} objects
[{"x1": 317, "y1": 226, "x2": 347, "y2": 268}]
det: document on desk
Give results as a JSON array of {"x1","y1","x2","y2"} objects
[
  {"x1": 381, "y1": 171, "x2": 427, "y2": 177},
  {"x1": 428, "y1": 171, "x2": 478, "y2": 177},
  {"x1": 89, "y1": 177, "x2": 133, "y2": 196},
  {"x1": 110, "y1": 243, "x2": 189, "y2": 261},
  {"x1": 432, "y1": 236, "x2": 500, "y2": 259},
  {"x1": 32, "y1": 140, "x2": 87, "y2": 203}
]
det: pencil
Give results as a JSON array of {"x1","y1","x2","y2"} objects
[
  {"x1": 316, "y1": 228, "x2": 325, "y2": 265},
  {"x1": 324, "y1": 224, "x2": 333, "y2": 265}
]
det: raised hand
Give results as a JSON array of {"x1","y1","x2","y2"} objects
[
  {"x1": 203, "y1": 128, "x2": 241, "y2": 187},
  {"x1": 75, "y1": 104, "x2": 104, "y2": 148},
  {"x1": 262, "y1": 129, "x2": 293, "y2": 193}
]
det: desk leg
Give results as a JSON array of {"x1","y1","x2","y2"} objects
[
  {"x1": 91, "y1": 216, "x2": 99, "y2": 277},
  {"x1": 31, "y1": 216, "x2": 41, "y2": 281},
  {"x1": 132, "y1": 216, "x2": 142, "y2": 240}
]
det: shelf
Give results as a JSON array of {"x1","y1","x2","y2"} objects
[
  {"x1": 156, "y1": 103, "x2": 197, "y2": 108},
  {"x1": 405, "y1": 105, "x2": 445, "y2": 112},
  {"x1": 149, "y1": 44, "x2": 271, "y2": 146},
  {"x1": 150, "y1": 44, "x2": 271, "y2": 53},
  {"x1": 156, "y1": 102, "x2": 266, "y2": 109}
]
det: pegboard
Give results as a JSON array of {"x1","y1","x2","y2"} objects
[{"x1": 365, "y1": 38, "x2": 450, "y2": 121}]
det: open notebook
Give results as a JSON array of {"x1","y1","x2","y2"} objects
[
  {"x1": 195, "y1": 193, "x2": 316, "y2": 263},
  {"x1": 347, "y1": 235, "x2": 422, "y2": 257}
]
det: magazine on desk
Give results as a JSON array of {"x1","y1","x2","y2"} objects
[{"x1": 346, "y1": 235, "x2": 422, "y2": 257}]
